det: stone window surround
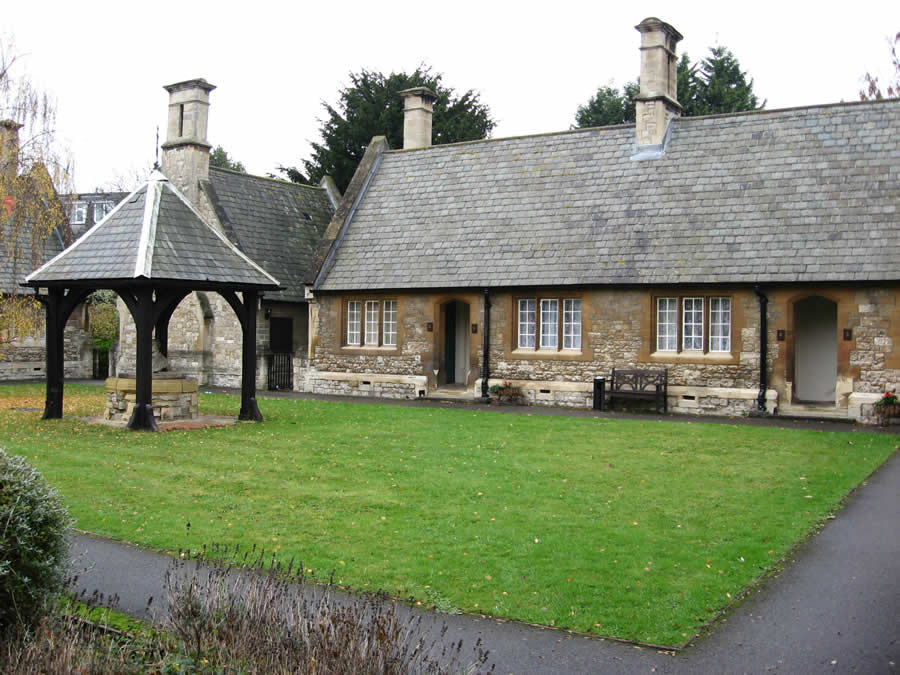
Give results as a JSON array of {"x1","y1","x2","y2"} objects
[
  {"x1": 509, "y1": 293, "x2": 586, "y2": 359},
  {"x1": 341, "y1": 296, "x2": 402, "y2": 354},
  {"x1": 649, "y1": 292, "x2": 740, "y2": 364}
]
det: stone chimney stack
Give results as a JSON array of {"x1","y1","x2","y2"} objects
[
  {"x1": 0, "y1": 120, "x2": 23, "y2": 187},
  {"x1": 634, "y1": 18, "x2": 682, "y2": 148},
  {"x1": 400, "y1": 87, "x2": 437, "y2": 149},
  {"x1": 160, "y1": 78, "x2": 216, "y2": 208}
]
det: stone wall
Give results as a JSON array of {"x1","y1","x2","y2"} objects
[
  {"x1": 769, "y1": 286, "x2": 900, "y2": 420},
  {"x1": 161, "y1": 145, "x2": 219, "y2": 230},
  {"x1": 105, "y1": 376, "x2": 199, "y2": 422},
  {"x1": 308, "y1": 285, "x2": 900, "y2": 422},
  {"x1": 851, "y1": 288, "x2": 900, "y2": 393},
  {"x1": 306, "y1": 294, "x2": 430, "y2": 399},
  {"x1": 117, "y1": 292, "x2": 292, "y2": 390},
  {"x1": 0, "y1": 304, "x2": 93, "y2": 380},
  {"x1": 307, "y1": 292, "x2": 491, "y2": 399},
  {"x1": 486, "y1": 287, "x2": 765, "y2": 416}
]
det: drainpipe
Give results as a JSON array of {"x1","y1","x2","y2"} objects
[
  {"x1": 754, "y1": 285, "x2": 768, "y2": 413},
  {"x1": 481, "y1": 288, "x2": 491, "y2": 399}
]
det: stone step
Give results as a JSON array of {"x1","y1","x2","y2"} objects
[
  {"x1": 423, "y1": 387, "x2": 478, "y2": 403},
  {"x1": 778, "y1": 404, "x2": 854, "y2": 422}
]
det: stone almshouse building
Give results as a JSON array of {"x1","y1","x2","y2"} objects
[
  {"x1": 303, "y1": 18, "x2": 900, "y2": 423},
  {"x1": 118, "y1": 18, "x2": 897, "y2": 423}
]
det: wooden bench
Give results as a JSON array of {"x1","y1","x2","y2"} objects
[{"x1": 607, "y1": 368, "x2": 668, "y2": 413}]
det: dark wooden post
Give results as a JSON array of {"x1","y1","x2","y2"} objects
[
  {"x1": 41, "y1": 288, "x2": 65, "y2": 419},
  {"x1": 239, "y1": 290, "x2": 263, "y2": 421},
  {"x1": 36, "y1": 287, "x2": 93, "y2": 420},
  {"x1": 127, "y1": 287, "x2": 159, "y2": 431}
]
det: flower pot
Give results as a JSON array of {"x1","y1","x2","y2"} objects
[{"x1": 875, "y1": 403, "x2": 900, "y2": 425}]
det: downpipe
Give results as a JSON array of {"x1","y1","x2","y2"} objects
[{"x1": 754, "y1": 285, "x2": 768, "y2": 413}]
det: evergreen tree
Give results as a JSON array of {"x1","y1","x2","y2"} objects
[
  {"x1": 209, "y1": 145, "x2": 245, "y2": 173},
  {"x1": 573, "y1": 82, "x2": 639, "y2": 128},
  {"x1": 675, "y1": 53, "x2": 700, "y2": 116},
  {"x1": 574, "y1": 45, "x2": 762, "y2": 128},
  {"x1": 281, "y1": 66, "x2": 495, "y2": 192},
  {"x1": 691, "y1": 46, "x2": 761, "y2": 116}
]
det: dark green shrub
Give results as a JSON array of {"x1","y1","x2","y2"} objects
[{"x1": 0, "y1": 448, "x2": 72, "y2": 629}]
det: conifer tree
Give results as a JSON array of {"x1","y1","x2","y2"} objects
[{"x1": 281, "y1": 66, "x2": 495, "y2": 192}]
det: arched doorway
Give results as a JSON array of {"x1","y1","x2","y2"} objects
[
  {"x1": 440, "y1": 300, "x2": 471, "y2": 386},
  {"x1": 793, "y1": 296, "x2": 837, "y2": 404}
]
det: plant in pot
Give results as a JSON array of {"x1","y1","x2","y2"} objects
[
  {"x1": 873, "y1": 390, "x2": 899, "y2": 423},
  {"x1": 489, "y1": 380, "x2": 520, "y2": 404}
]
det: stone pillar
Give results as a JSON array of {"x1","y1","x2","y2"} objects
[
  {"x1": 634, "y1": 18, "x2": 682, "y2": 147},
  {"x1": 400, "y1": 87, "x2": 437, "y2": 149}
]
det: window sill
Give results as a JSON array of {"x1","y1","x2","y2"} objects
[
  {"x1": 341, "y1": 345, "x2": 401, "y2": 355},
  {"x1": 509, "y1": 348, "x2": 587, "y2": 361},
  {"x1": 646, "y1": 350, "x2": 738, "y2": 366}
]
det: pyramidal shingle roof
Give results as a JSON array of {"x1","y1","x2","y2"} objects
[{"x1": 26, "y1": 172, "x2": 279, "y2": 289}]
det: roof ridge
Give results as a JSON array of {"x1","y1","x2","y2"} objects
[
  {"x1": 383, "y1": 98, "x2": 900, "y2": 155},
  {"x1": 209, "y1": 166, "x2": 327, "y2": 192}
]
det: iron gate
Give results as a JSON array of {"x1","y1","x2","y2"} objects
[{"x1": 267, "y1": 352, "x2": 293, "y2": 390}]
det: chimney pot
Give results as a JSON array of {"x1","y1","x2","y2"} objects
[
  {"x1": 400, "y1": 87, "x2": 437, "y2": 149},
  {"x1": 0, "y1": 120, "x2": 23, "y2": 187},
  {"x1": 160, "y1": 79, "x2": 216, "y2": 209}
]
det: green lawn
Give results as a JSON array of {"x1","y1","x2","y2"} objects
[{"x1": 1, "y1": 383, "x2": 896, "y2": 647}]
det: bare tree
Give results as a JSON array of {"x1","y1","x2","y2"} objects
[
  {"x1": 860, "y1": 32, "x2": 900, "y2": 100},
  {"x1": 0, "y1": 35, "x2": 74, "y2": 349}
]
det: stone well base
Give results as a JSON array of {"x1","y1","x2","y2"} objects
[{"x1": 105, "y1": 375, "x2": 199, "y2": 422}]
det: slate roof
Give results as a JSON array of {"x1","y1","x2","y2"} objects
[
  {"x1": 206, "y1": 168, "x2": 333, "y2": 302},
  {"x1": 316, "y1": 99, "x2": 900, "y2": 291},
  {"x1": 26, "y1": 172, "x2": 279, "y2": 290},
  {"x1": 0, "y1": 225, "x2": 65, "y2": 294}
]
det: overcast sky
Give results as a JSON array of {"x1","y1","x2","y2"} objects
[{"x1": 5, "y1": 1, "x2": 898, "y2": 192}]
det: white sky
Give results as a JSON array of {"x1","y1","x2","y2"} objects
[{"x1": 5, "y1": 0, "x2": 898, "y2": 192}]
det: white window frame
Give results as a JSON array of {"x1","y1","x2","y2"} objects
[
  {"x1": 364, "y1": 301, "x2": 380, "y2": 346},
  {"x1": 682, "y1": 297, "x2": 704, "y2": 351},
  {"x1": 346, "y1": 298, "x2": 399, "y2": 348},
  {"x1": 382, "y1": 300, "x2": 397, "y2": 346},
  {"x1": 540, "y1": 299, "x2": 559, "y2": 349},
  {"x1": 93, "y1": 200, "x2": 114, "y2": 223},
  {"x1": 517, "y1": 296, "x2": 583, "y2": 353},
  {"x1": 70, "y1": 202, "x2": 87, "y2": 225},
  {"x1": 518, "y1": 299, "x2": 536, "y2": 349},
  {"x1": 347, "y1": 301, "x2": 361, "y2": 346},
  {"x1": 656, "y1": 297, "x2": 678, "y2": 351},
  {"x1": 655, "y1": 295, "x2": 733, "y2": 355},
  {"x1": 709, "y1": 297, "x2": 731, "y2": 352},
  {"x1": 563, "y1": 298, "x2": 582, "y2": 350}
]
